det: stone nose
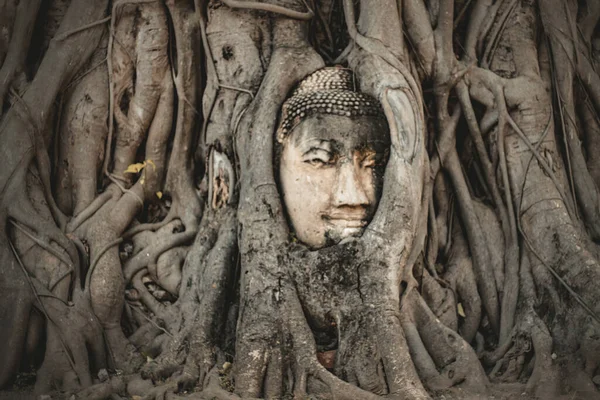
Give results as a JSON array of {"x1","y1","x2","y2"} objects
[{"x1": 333, "y1": 161, "x2": 370, "y2": 207}]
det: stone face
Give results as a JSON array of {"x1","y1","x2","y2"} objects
[
  {"x1": 278, "y1": 113, "x2": 389, "y2": 249},
  {"x1": 276, "y1": 67, "x2": 390, "y2": 249}
]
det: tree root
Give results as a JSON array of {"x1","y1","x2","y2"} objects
[
  {"x1": 221, "y1": 0, "x2": 314, "y2": 21},
  {"x1": 140, "y1": 207, "x2": 236, "y2": 394},
  {"x1": 0, "y1": 0, "x2": 41, "y2": 115},
  {"x1": 420, "y1": 267, "x2": 458, "y2": 332},
  {"x1": 284, "y1": 285, "x2": 395, "y2": 400},
  {"x1": 132, "y1": 270, "x2": 168, "y2": 318},
  {"x1": 9, "y1": 187, "x2": 79, "y2": 278},
  {"x1": 140, "y1": 217, "x2": 219, "y2": 382},
  {"x1": 408, "y1": 289, "x2": 489, "y2": 392},
  {"x1": 58, "y1": 55, "x2": 110, "y2": 217},
  {"x1": 21, "y1": 277, "x2": 107, "y2": 394},
  {"x1": 442, "y1": 230, "x2": 482, "y2": 344},
  {"x1": 73, "y1": 374, "x2": 131, "y2": 400},
  {"x1": 445, "y1": 147, "x2": 500, "y2": 335},
  {"x1": 67, "y1": 190, "x2": 115, "y2": 234},
  {"x1": 0, "y1": 239, "x2": 35, "y2": 388},
  {"x1": 401, "y1": 311, "x2": 455, "y2": 391},
  {"x1": 128, "y1": 320, "x2": 168, "y2": 357},
  {"x1": 124, "y1": 230, "x2": 196, "y2": 283},
  {"x1": 0, "y1": 0, "x2": 17, "y2": 67},
  {"x1": 0, "y1": 0, "x2": 109, "y2": 385},
  {"x1": 142, "y1": 336, "x2": 187, "y2": 385},
  {"x1": 2, "y1": 0, "x2": 600, "y2": 399}
]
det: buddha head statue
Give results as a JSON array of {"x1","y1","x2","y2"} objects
[{"x1": 276, "y1": 67, "x2": 390, "y2": 249}]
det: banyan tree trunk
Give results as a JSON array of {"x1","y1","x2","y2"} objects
[{"x1": 0, "y1": 0, "x2": 599, "y2": 399}]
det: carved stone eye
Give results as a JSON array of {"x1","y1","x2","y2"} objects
[{"x1": 306, "y1": 158, "x2": 327, "y2": 167}]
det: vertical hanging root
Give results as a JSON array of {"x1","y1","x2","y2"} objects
[
  {"x1": 60, "y1": 60, "x2": 110, "y2": 216},
  {"x1": 278, "y1": 279, "x2": 390, "y2": 400},
  {"x1": 409, "y1": 290, "x2": 489, "y2": 392},
  {"x1": 0, "y1": 0, "x2": 41, "y2": 113},
  {"x1": 9, "y1": 192, "x2": 79, "y2": 281},
  {"x1": 141, "y1": 225, "x2": 217, "y2": 382},
  {"x1": 111, "y1": 1, "x2": 169, "y2": 178},
  {"x1": 163, "y1": 0, "x2": 202, "y2": 230},
  {"x1": 446, "y1": 148, "x2": 500, "y2": 334},
  {"x1": 21, "y1": 275, "x2": 107, "y2": 395},
  {"x1": 442, "y1": 229, "x2": 482, "y2": 343},
  {"x1": 174, "y1": 209, "x2": 238, "y2": 392},
  {"x1": 70, "y1": 375, "x2": 129, "y2": 400},
  {"x1": 420, "y1": 268, "x2": 458, "y2": 332},
  {"x1": 401, "y1": 309, "x2": 455, "y2": 391},
  {"x1": 0, "y1": 243, "x2": 34, "y2": 388},
  {"x1": 77, "y1": 24, "x2": 178, "y2": 368},
  {"x1": 0, "y1": 0, "x2": 109, "y2": 388},
  {"x1": 0, "y1": 0, "x2": 16, "y2": 66},
  {"x1": 140, "y1": 208, "x2": 235, "y2": 390}
]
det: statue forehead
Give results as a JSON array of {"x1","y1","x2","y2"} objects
[{"x1": 287, "y1": 114, "x2": 390, "y2": 149}]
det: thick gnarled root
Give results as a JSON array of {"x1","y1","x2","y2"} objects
[
  {"x1": 139, "y1": 208, "x2": 236, "y2": 394},
  {"x1": 33, "y1": 288, "x2": 107, "y2": 395},
  {"x1": 404, "y1": 289, "x2": 488, "y2": 394}
]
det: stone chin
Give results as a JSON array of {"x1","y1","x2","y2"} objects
[
  {"x1": 338, "y1": 226, "x2": 365, "y2": 239},
  {"x1": 324, "y1": 224, "x2": 367, "y2": 245}
]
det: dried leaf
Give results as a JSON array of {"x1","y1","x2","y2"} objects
[
  {"x1": 124, "y1": 162, "x2": 146, "y2": 174},
  {"x1": 457, "y1": 303, "x2": 466, "y2": 317},
  {"x1": 156, "y1": 191, "x2": 163, "y2": 199}
]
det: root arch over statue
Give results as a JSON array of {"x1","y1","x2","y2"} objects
[{"x1": 0, "y1": 0, "x2": 599, "y2": 399}]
